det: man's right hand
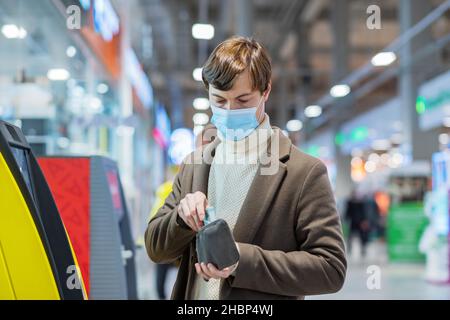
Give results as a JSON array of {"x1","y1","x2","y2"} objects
[{"x1": 177, "y1": 191, "x2": 207, "y2": 232}]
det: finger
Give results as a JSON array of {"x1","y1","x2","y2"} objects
[
  {"x1": 195, "y1": 263, "x2": 210, "y2": 281},
  {"x1": 195, "y1": 263, "x2": 201, "y2": 274},
  {"x1": 207, "y1": 263, "x2": 228, "y2": 278},
  {"x1": 196, "y1": 202, "x2": 205, "y2": 226},
  {"x1": 199, "y1": 265, "x2": 211, "y2": 281},
  {"x1": 186, "y1": 196, "x2": 201, "y2": 230},
  {"x1": 183, "y1": 198, "x2": 199, "y2": 231},
  {"x1": 194, "y1": 192, "x2": 207, "y2": 222},
  {"x1": 205, "y1": 263, "x2": 225, "y2": 279},
  {"x1": 200, "y1": 263, "x2": 215, "y2": 279},
  {"x1": 180, "y1": 201, "x2": 197, "y2": 231}
]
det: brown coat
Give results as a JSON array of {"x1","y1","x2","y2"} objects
[{"x1": 145, "y1": 127, "x2": 346, "y2": 300}]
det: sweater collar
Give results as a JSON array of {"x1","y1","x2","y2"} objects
[{"x1": 216, "y1": 113, "x2": 273, "y2": 157}]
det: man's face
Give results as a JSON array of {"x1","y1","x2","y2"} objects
[{"x1": 208, "y1": 68, "x2": 271, "y2": 123}]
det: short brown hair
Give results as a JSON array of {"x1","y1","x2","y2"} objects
[{"x1": 202, "y1": 36, "x2": 272, "y2": 93}]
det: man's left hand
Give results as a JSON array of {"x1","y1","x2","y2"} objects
[{"x1": 195, "y1": 262, "x2": 238, "y2": 281}]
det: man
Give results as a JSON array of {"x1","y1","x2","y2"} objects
[{"x1": 145, "y1": 36, "x2": 346, "y2": 300}]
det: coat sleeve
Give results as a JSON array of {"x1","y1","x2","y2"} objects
[
  {"x1": 144, "y1": 161, "x2": 196, "y2": 264},
  {"x1": 228, "y1": 161, "x2": 347, "y2": 296}
]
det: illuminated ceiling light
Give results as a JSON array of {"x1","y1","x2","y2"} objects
[
  {"x1": 193, "y1": 97, "x2": 209, "y2": 110},
  {"x1": 47, "y1": 68, "x2": 70, "y2": 81},
  {"x1": 192, "y1": 23, "x2": 215, "y2": 40},
  {"x1": 97, "y1": 83, "x2": 109, "y2": 94},
  {"x1": 351, "y1": 157, "x2": 363, "y2": 167},
  {"x1": 388, "y1": 153, "x2": 404, "y2": 168},
  {"x1": 380, "y1": 153, "x2": 390, "y2": 165},
  {"x1": 66, "y1": 46, "x2": 77, "y2": 58},
  {"x1": 365, "y1": 160, "x2": 377, "y2": 173},
  {"x1": 371, "y1": 139, "x2": 391, "y2": 151},
  {"x1": 193, "y1": 113, "x2": 209, "y2": 125},
  {"x1": 439, "y1": 133, "x2": 449, "y2": 145},
  {"x1": 392, "y1": 153, "x2": 404, "y2": 165},
  {"x1": 193, "y1": 67, "x2": 203, "y2": 81},
  {"x1": 368, "y1": 153, "x2": 380, "y2": 163},
  {"x1": 2, "y1": 24, "x2": 27, "y2": 39},
  {"x1": 17, "y1": 27, "x2": 27, "y2": 39},
  {"x1": 371, "y1": 51, "x2": 397, "y2": 67},
  {"x1": 330, "y1": 84, "x2": 351, "y2": 98},
  {"x1": 304, "y1": 105, "x2": 322, "y2": 118},
  {"x1": 286, "y1": 119, "x2": 303, "y2": 132},
  {"x1": 89, "y1": 97, "x2": 103, "y2": 111}
]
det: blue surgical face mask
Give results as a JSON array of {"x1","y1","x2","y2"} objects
[{"x1": 210, "y1": 97, "x2": 263, "y2": 141}]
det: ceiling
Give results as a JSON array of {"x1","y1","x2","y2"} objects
[
  {"x1": 127, "y1": 0, "x2": 449, "y2": 135},
  {"x1": 0, "y1": 0, "x2": 448, "y2": 138}
]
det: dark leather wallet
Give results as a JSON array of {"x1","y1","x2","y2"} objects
[{"x1": 196, "y1": 219, "x2": 240, "y2": 270}]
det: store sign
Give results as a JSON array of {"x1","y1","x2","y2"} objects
[
  {"x1": 80, "y1": 0, "x2": 121, "y2": 79},
  {"x1": 125, "y1": 48, "x2": 153, "y2": 109},
  {"x1": 337, "y1": 98, "x2": 401, "y2": 155},
  {"x1": 418, "y1": 70, "x2": 450, "y2": 131},
  {"x1": 93, "y1": 0, "x2": 119, "y2": 42},
  {"x1": 387, "y1": 202, "x2": 428, "y2": 262}
]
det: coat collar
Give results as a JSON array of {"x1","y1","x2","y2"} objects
[{"x1": 191, "y1": 127, "x2": 292, "y2": 243}]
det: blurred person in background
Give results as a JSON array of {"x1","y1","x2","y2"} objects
[
  {"x1": 145, "y1": 36, "x2": 346, "y2": 300},
  {"x1": 374, "y1": 191, "x2": 390, "y2": 239},
  {"x1": 345, "y1": 190, "x2": 370, "y2": 258},
  {"x1": 364, "y1": 192, "x2": 381, "y2": 240}
]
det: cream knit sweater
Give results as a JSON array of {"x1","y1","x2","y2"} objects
[{"x1": 192, "y1": 114, "x2": 273, "y2": 300}]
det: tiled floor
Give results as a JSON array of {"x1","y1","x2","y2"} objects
[
  {"x1": 310, "y1": 240, "x2": 450, "y2": 300},
  {"x1": 137, "y1": 239, "x2": 450, "y2": 300}
]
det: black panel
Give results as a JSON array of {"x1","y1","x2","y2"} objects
[
  {"x1": 29, "y1": 152, "x2": 84, "y2": 299},
  {"x1": 0, "y1": 120, "x2": 84, "y2": 300},
  {"x1": 10, "y1": 147, "x2": 35, "y2": 202},
  {"x1": 29, "y1": 143, "x2": 47, "y2": 157}
]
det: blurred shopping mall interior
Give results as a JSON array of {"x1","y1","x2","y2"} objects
[{"x1": 1, "y1": 0, "x2": 450, "y2": 300}]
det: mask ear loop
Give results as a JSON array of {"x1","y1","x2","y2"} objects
[{"x1": 255, "y1": 94, "x2": 266, "y2": 122}]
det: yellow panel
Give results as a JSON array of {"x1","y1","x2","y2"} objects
[
  {"x1": 0, "y1": 152, "x2": 60, "y2": 300},
  {"x1": 63, "y1": 225, "x2": 88, "y2": 300},
  {"x1": 0, "y1": 241, "x2": 15, "y2": 299}
]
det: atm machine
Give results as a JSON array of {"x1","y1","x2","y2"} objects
[
  {"x1": 38, "y1": 156, "x2": 138, "y2": 299},
  {"x1": 0, "y1": 120, "x2": 86, "y2": 300}
]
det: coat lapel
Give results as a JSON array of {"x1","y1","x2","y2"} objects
[
  {"x1": 233, "y1": 129, "x2": 291, "y2": 243},
  {"x1": 191, "y1": 136, "x2": 220, "y2": 195},
  {"x1": 192, "y1": 128, "x2": 292, "y2": 244},
  {"x1": 232, "y1": 162, "x2": 287, "y2": 243}
]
